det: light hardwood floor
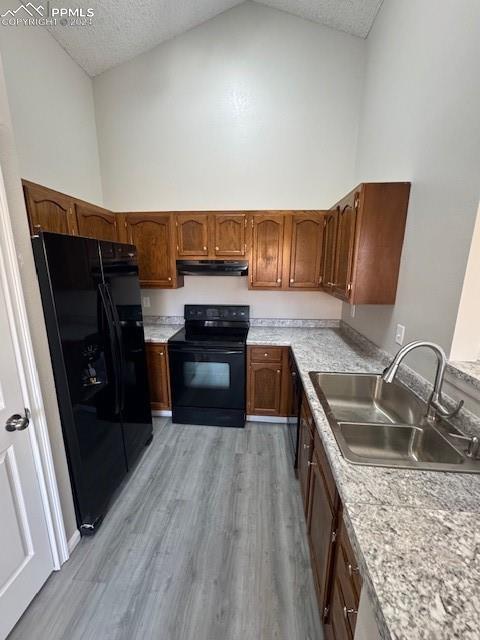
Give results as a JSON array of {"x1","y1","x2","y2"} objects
[{"x1": 9, "y1": 419, "x2": 322, "y2": 640}]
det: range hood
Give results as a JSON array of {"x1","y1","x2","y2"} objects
[{"x1": 176, "y1": 260, "x2": 249, "y2": 276}]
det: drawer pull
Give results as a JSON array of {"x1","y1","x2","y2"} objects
[
  {"x1": 264, "y1": 353, "x2": 268, "y2": 357},
  {"x1": 343, "y1": 606, "x2": 358, "y2": 620},
  {"x1": 348, "y1": 563, "x2": 360, "y2": 577},
  {"x1": 307, "y1": 461, "x2": 316, "y2": 467},
  {"x1": 276, "y1": 370, "x2": 281, "y2": 374},
  {"x1": 303, "y1": 444, "x2": 310, "y2": 450}
]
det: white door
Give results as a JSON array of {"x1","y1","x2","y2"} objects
[{"x1": 0, "y1": 249, "x2": 53, "y2": 638}]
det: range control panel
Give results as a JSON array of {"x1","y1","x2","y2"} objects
[{"x1": 184, "y1": 305, "x2": 250, "y2": 322}]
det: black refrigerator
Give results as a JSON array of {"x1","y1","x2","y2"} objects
[{"x1": 32, "y1": 232, "x2": 153, "y2": 535}]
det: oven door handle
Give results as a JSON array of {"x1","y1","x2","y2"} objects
[{"x1": 170, "y1": 348, "x2": 243, "y2": 355}]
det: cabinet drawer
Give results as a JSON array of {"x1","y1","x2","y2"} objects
[
  {"x1": 314, "y1": 429, "x2": 337, "y2": 510},
  {"x1": 250, "y1": 346, "x2": 283, "y2": 363}
]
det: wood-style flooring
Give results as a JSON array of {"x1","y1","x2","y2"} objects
[{"x1": 9, "y1": 419, "x2": 322, "y2": 640}]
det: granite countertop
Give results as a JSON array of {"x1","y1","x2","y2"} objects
[
  {"x1": 448, "y1": 359, "x2": 480, "y2": 392},
  {"x1": 143, "y1": 323, "x2": 183, "y2": 343},
  {"x1": 146, "y1": 322, "x2": 480, "y2": 638},
  {"x1": 248, "y1": 326, "x2": 480, "y2": 640}
]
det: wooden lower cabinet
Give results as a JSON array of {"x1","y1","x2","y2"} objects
[
  {"x1": 300, "y1": 391, "x2": 362, "y2": 638},
  {"x1": 247, "y1": 346, "x2": 292, "y2": 416},
  {"x1": 145, "y1": 343, "x2": 171, "y2": 410}
]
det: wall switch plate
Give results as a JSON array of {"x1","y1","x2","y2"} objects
[
  {"x1": 142, "y1": 296, "x2": 151, "y2": 309},
  {"x1": 395, "y1": 324, "x2": 405, "y2": 345},
  {"x1": 350, "y1": 305, "x2": 356, "y2": 318}
]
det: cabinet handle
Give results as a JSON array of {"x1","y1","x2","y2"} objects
[
  {"x1": 276, "y1": 370, "x2": 281, "y2": 374},
  {"x1": 264, "y1": 353, "x2": 268, "y2": 357},
  {"x1": 277, "y1": 278, "x2": 281, "y2": 283},
  {"x1": 168, "y1": 277, "x2": 172, "y2": 281},
  {"x1": 307, "y1": 461, "x2": 316, "y2": 467},
  {"x1": 343, "y1": 607, "x2": 358, "y2": 620},
  {"x1": 215, "y1": 246, "x2": 219, "y2": 251},
  {"x1": 290, "y1": 278, "x2": 294, "y2": 283},
  {"x1": 303, "y1": 443, "x2": 310, "y2": 450},
  {"x1": 203, "y1": 246, "x2": 207, "y2": 251},
  {"x1": 348, "y1": 564, "x2": 360, "y2": 576},
  {"x1": 159, "y1": 352, "x2": 164, "y2": 356}
]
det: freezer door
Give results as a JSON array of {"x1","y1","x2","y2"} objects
[
  {"x1": 99, "y1": 241, "x2": 153, "y2": 468},
  {"x1": 32, "y1": 233, "x2": 128, "y2": 531}
]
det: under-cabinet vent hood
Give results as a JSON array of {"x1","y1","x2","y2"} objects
[{"x1": 176, "y1": 260, "x2": 249, "y2": 276}]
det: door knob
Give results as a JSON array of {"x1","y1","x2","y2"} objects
[{"x1": 5, "y1": 409, "x2": 30, "y2": 432}]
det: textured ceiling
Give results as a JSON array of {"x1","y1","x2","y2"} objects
[{"x1": 43, "y1": 0, "x2": 383, "y2": 77}]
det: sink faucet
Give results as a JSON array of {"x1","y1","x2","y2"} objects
[{"x1": 382, "y1": 340, "x2": 464, "y2": 420}]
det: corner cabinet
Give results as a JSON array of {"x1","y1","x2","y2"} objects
[
  {"x1": 124, "y1": 213, "x2": 183, "y2": 289},
  {"x1": 324, "y1": 183, "x2": 410, "y2": 304}
]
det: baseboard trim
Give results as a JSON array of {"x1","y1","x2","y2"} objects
[
  {"x1": 152, "y1": 410, "x2": 172, "y2": 417},
  {"x1": 246, "y1": 415, "x2": 289, "y2": 423},
  {"x1": 67, "y1": 529, "x2": 81, "y2": 557}
]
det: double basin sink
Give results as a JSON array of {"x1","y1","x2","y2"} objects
[{"x1": 309, "y1": 372, "x2": 480, "y2": 473}]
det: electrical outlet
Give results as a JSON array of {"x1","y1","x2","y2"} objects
[
  {"x1": 350, "y1": 305, "x2": 356, "y2": 318},
  {"x1": 395, "y1": 324, "x2": 405, "y2": 345},
  {"x1": 142, "y1": 296, "x2": 151, "y2": 309}
]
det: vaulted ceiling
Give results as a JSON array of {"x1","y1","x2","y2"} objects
[{"x1": 44, "y1": 0, "x2": 383, "y2": 77}]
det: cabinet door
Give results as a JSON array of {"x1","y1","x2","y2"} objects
[
  {"x1": 288, "y1": 212, "x2": 325, "y2": 289},
  {"x1": 249, "y1": 214, "x2": 285, "y2": 288},
  {"x1": 23, "y1": 181, "x2": 77, "y2": 235},
  {"x1": 333, "y1": 192, "x2": 358, "y2": 301},
  {"x1": 145, "y1": 343, "x2": 170, "y2": 410},
  {"x1": 176, "y1": 214, "x2": 209, "y2": 256},
  {"x1": 323, "y1": 209, "x2": 338, "y2": 291},
  {"x1": 248, "y1": 363, "x2": 282, "y2": 415},
  {"x1": 125, "y1": 214, "x2": 176, "y2": 288},
  {"x1": 325, "y1": 575, "x2": 353, "y2": 640},
  {"x1": 214, "y1": 214, "x2": 246, "y2": 256},
  {"x1": 298, "y1": 401, "x2": 313, "y2": 515},
  {"x1": 308, "y1": 450, "x2": 337, "y2": 622},
  {"x1": 75, "y1": 202, "x2": 118, "y2": 241}
]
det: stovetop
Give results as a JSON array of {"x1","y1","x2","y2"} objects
[{"x1": 168, "y1": 305, "x2": 250, "y2": 349}]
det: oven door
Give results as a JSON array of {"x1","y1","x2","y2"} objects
[{"x1": 169, "y1": 346, "x2": 245, "y2": 411}]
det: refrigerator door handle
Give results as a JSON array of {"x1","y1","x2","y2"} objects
[
  {"x1": 104, "y1": 284, "x2": 126, "y2": 412},
  {"x1": 98, "y1": 284, "x2": 121, "y2": 415}
]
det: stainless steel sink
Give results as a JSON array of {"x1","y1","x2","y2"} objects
[
  {"x1": 309, "y1": 372, "x2": 480, "y2": 473},
  {"x1": 310, "y1": 372, "x2": 425, "y2": 425}
]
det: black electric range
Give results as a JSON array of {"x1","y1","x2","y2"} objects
[{"x1": 168, "y1": 305, "x2": 250, "y2": 428}]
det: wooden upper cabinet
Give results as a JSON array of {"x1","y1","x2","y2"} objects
[
  {"x1": 323, "y1": 209, "x2": 338, "y2": 292},
  {"x1": 23, "y1": 180, "x2": 78, "y2": 236},
  {"x1": 288, "y1": 212, "x2": 326, "y2": 289},
  {"x1": 326, "y1": 183, "x2": 410, "y2": 304},
  {"x1": 176, "y1": 214, "x2": 209, "y2": 257},
  {"x1": 214, "y1": 214, "x2": 246, "y2": 256},
  {"x1": 249, "y1": 214, "x2": 285, "y2": 288},
  {"x1": 75, "y1": 202, "x2": 118, "y2": 242},
  {"x1": 125, "y1": 213, "x2": 181, "y2": 288},
  {"x1": 333, "y1": 192, "x2": 358, "y2": 301}
]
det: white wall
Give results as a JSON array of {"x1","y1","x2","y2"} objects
[
  {"x1": 143, "y1": 276, "x2": 341, "y2": 318},
  {"x1": 0, "y1": 25, "x2": 102, "y2": 204},
  {"x1": 94, "y1": 1, "x2": 364, "y2": 318},
  {"x1": 343, "y1": 0, "x2": 480, "y2": 382},
  {"x1": 450, "y1": 203, "x2": 480, "y2": 361}
]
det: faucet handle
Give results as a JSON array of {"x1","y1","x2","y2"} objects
[{"x1": 432, "y1": 398, "x2": 464, "y2": 420}]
